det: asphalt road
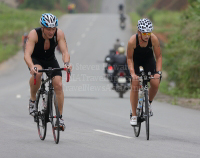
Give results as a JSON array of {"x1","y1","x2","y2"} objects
[{"x1": 0, "y1": 0, "x2": 200, "y2": 158}]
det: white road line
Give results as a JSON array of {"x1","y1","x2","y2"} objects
[
  {"x1": 16, "y1": 94, "x2": 21, "y2": 99},
  {"x1": 71, "y1": 50, "x2": 75, "y2": 54},
  {"x1": 94, "y1": 129, "x2": 133, "y2": 139},
  {"x1": 77, "y1": 42, "x2": 81, "y2": 46},
  {"x1": 86, "y1": 27, "x2": 90, "y2": 31},
  {"x1": 81, "y1": 33, "x2": 86, "y2": 38}
]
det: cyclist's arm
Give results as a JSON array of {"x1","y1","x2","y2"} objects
[
  {"x1": 57, "y1": 29, "x2": 70, "y2": 64},
  {"x1": 127, "y1": 35, "x2": 136, "y2": 77},
  {"x1": 151, "y1": 33, "x2": 162, "y2": 72},
  {"x1": 24, "y1": 30, "x2": 38, "y2": 69}
]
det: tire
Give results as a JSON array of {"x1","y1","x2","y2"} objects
[
  {"x1": 133, "y1": 108, "x2": 141, "y2": 137},
  {"x1": 119, "y1": 92, "x2": 123, "y2": 98},
  {"x1": 49, "y1": 91, "x2": 60, "y2": 144},
  {"x1": 144, "y1": 90, "x2": 149, "y2": 140},
  {"x1": 35, "y1": 91, "x2": 47, "y2": 140}
]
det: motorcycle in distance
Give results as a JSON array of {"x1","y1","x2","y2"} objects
[
  {"x1": 115, "y1": 70, "x2": 130, "y2": 98},
  {"x1": 120, "y1": 14, "x2": 126, "y2": 30}
]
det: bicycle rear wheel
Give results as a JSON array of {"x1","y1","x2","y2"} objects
[
  {"x1": 49, "y1": 91, "x2": 60, "y2": 144},
  {"x1": 35, "y1": 91, "x2": 47, "y2": 140},
  {"x1": 144, "y1": 90, "x2": 149, "y2": 140},
  {"x1": 133, "y1": 108, "x2": 141, "y2": 137}
]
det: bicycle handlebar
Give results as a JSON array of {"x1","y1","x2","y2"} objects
[
  {"x1": 34, "y1": 67, "x2": 71, "y2": 85},
  {"x1": 130, "y1": 72, "x2": 161, "y2": 81}
]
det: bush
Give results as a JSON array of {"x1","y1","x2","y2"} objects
[
  {"x1": 0, "y1": 3, "x2": 63, "y2": 63},
  {"x1": 19, "y1": 0, "x2": 55, "y2": 10},
  {"x1": 162, "y1": 1, "x2": 200, "y2": 97}
]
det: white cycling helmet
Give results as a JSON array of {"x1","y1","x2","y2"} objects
[
  {"x1": 40, "y1": 13, "x2": 58, "y2": 28},
  {"x1": 137, "y1": 18, "x2": 153, "y2": 33}
]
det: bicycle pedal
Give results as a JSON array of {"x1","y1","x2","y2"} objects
[{"x1": 34, "y1": 116, "x2": 38, "y2": 123}]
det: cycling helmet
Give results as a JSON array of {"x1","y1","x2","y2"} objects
[
  {"x1": 40, "y1": 13, "x2": 58, "y2": 28},
  {"x1": 118, "y1": 46, "x2": 125, "y2": 54},
  {"x1": 137, "y1": 18, "x2": 153, "y2": 33}
]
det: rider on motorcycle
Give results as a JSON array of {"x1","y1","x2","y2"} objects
[
  {"x1": 114, "y1": 38, "x2": 121, "y2": 51},
  {"x1": 111, "y1": 46, "x2": 130, "y2": 90},
  {"x1": 120, "y1": 14, "x2": 126, "y2": 23},
  {"x1": 118, "y1": 4, "x2": 124, "y2": 14}
]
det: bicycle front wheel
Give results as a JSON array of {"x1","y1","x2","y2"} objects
[
  {"x1": 49, "y1": 91, "x2": 60, "y2": 144},
  {"x1": 144, "y1": 90, "x2": 149, "y2": 140},
  {"x1": 35, "y1": 91, "x2": 47, "y2": 140}
]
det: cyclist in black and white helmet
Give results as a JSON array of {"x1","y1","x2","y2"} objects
[
  {"x1": 127, "y1": 18, "x2": 162, "y2": 126},
  {"x1": 24, "y1": 13, "x2": 72, "y2": 131}
]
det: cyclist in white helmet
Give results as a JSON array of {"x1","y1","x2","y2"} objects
[
  {"x1": 24, "y1": 13, "x2": 72, "y2": 131},
  {"x1": 127, "y1": 18, "x2": 162, "y2": 126}
]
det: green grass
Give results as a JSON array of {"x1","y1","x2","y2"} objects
[
  {"x1": 160, "y1": 80, "x2": 200, "y2": 98},
  {"x1": 0, "y1": 3, "x2": 63, "y2": 63},
  {"x1": 147, "y1": 9, "x2": 181, "y2": 27},
  {"x1": 129, "y1": 12, "x2": 141, "y2": 31}
]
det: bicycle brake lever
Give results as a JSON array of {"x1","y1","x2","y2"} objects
[{"x1": 34, "y1": 67, "x2": 37, "y2": 85}]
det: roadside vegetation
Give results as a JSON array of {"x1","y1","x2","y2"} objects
[
  {"x1": 0, "y1": 0, "x2": 102, "y2": 63},
  {"x1": 0, "y1": 3, "x2": 63, "y2": 63},
  {"x1": 129, "y1": 0, "x2": 200, "y2": 99}
]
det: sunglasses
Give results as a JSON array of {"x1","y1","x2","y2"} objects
[{"x1": 142, "y1": 32, "x2": 151, "y2": 36}]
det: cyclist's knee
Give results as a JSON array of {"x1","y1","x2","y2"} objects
[
  {"x1": 131, "y1": 82, "x2": 139, "y2": 93},
  {"x1": 150, "y1": 81, "x2": 159, "y2": 89},
  {"x1": 53, "y1": 82, "x2": 63, "y2": 92}
]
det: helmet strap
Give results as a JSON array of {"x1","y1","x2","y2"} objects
[
  {"x1": 140, "y1": 35, "x2": 147, "y2": 43},
  {"x1": 138, "y1": 32, "x2": 147, "y2": 45}
]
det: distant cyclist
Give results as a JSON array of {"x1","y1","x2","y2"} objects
[
  {"x1": 114, "y1": 38, "x2": 121, "y2": 51},
  {"x1": 22, "y1": 33, "x2": 28, "y2": 52},
  {"x1": 127, "y1": 18, "x2": 162, "y2": 126},
  {"x1": 24, "y1": 13, "x2": 72, "y2": 131}
]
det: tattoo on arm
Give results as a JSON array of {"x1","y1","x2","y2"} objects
[{"x1": 64, "y1": 36, "x2": 67, "y2": 46}]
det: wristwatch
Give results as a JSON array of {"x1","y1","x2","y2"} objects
[
  {"x1": 157, "y1": 71, "x2": 162, "y2": 75},
  {"x1": 64, "y1": 62, "x2": 69, "y2": 67}
]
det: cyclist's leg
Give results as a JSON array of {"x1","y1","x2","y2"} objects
[
  {"x1": 29, "y1": 58, "x2": 43, "y2": 101},
  {"x1": 143, "y1": 58, "x2": 159, "y2": 102},
  {"x1": 130, "y1": 62, "x2": 140, "y2": 116}
]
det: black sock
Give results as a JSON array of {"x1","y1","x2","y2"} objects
[
  {"x1": 149, "y1": 100, "x2": 152, "y2": 104},
  {"x1": 60, "y1": 115, "x2": 62, "y2": 118},
  {"x1": 30, "y1": 99, "x2": 35, "y2": 103}
]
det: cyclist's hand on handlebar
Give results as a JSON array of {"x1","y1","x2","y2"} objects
[
  {"x1": 131, "y1": 74, "x2": 139, "y2": 80},
  {"x1": 30, "y1": 66, "x2": 38, "y2": 76},
  {"x1": 64, "y1": 64, "x2": 72, "y2": 73}
]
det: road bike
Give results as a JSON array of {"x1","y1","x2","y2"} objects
[
  {"x1": 34, "y1": 67, "x2": 70, "y2": 144},
  {"x1": 130, "y1": 66, "x2": 160, "y2": 140}
]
